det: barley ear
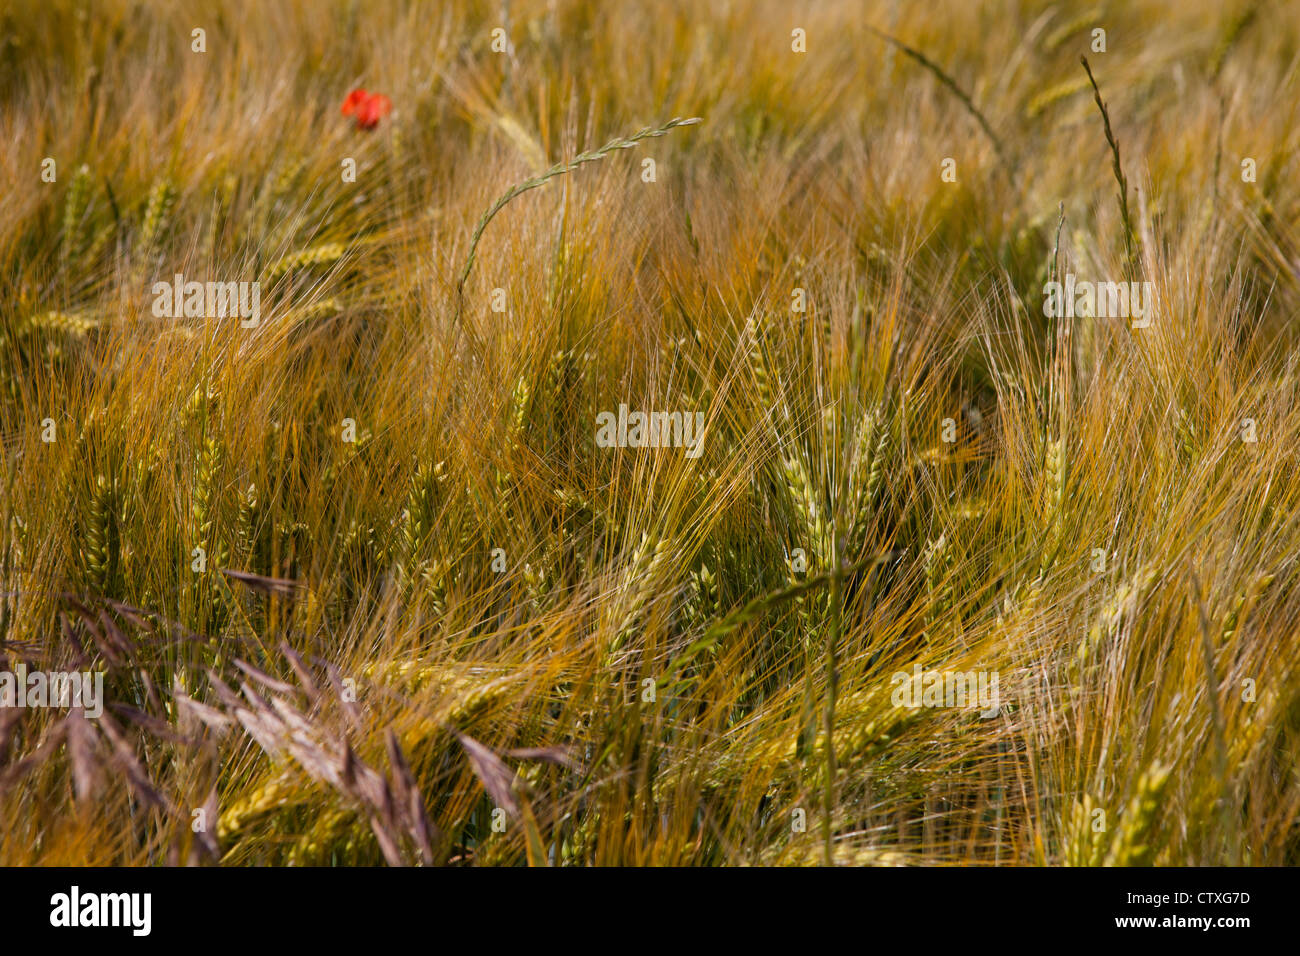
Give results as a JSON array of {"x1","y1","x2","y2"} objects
[
  {"x1": 61, "y1": 163, "x2": 92, "y2": 262},
  {"x1": 1104, "y1": 762, "x2": 1172, "y2": 866},
  {"x1": 82, "y1": 474, "x2": 121, "y2": 595}
]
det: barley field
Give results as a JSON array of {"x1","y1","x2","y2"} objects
[{"x1": 1, "y1": 0, "x2": 1298, "y2": 867}]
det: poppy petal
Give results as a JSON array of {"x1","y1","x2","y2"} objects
[
  {"x1": 341, "y1": 88, "x2": 368, "y2": 116},
  {"x1": 355, "y1": 93, "x2": 391, "y2": 130}
]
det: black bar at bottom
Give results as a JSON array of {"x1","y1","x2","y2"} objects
[{"x1": 0, "y1": 865, "x2": 1281, "y2": 944}]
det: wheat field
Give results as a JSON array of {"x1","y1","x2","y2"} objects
[{"x1": 1, "y1": 0, "x2": 1298, "y2": 867}]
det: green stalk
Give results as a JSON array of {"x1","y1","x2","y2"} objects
[
  {"x1": 454, "y1": 117, "x2": 702, "y2": 319},
  {"x1": 823, "y1": 526, "x2": 842, "y2": 865},
  {"x1": 1080, "y1": 57, "x2": 1139, "y2": 278},
  {"x1": 869, "y1": 26, "x2": 1011, "y2": 179}
]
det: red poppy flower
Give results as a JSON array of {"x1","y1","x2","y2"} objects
[
  {"x1": 341, "y1": 88, "x2": 391, "y2": 131},
  {"x1": 355, "y1": 93, "x2": 391, "y2": 130},
  {"x1": 341, "y1": 88, "x2": 369, "y2": 117}
]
